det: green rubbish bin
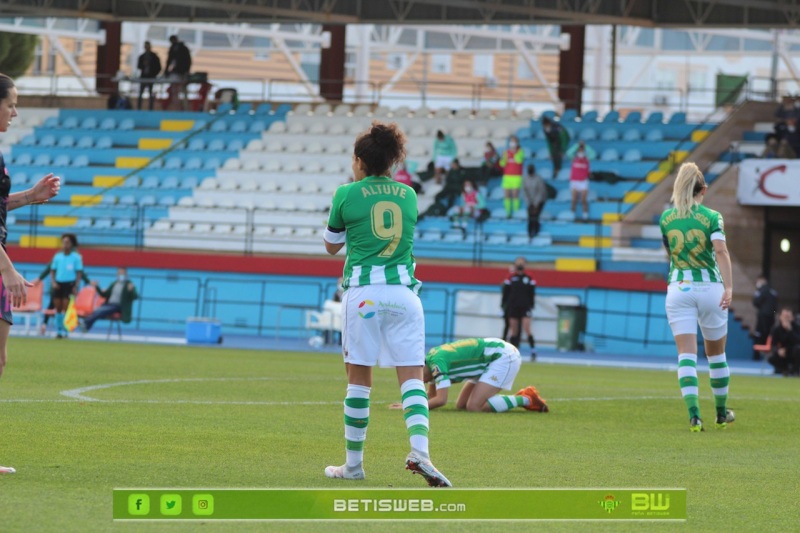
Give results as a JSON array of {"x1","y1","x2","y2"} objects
[{"x1": 557, "y1": 305, "x2": 587, "y2": 351}]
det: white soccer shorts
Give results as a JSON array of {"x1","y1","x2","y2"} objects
[
  {"x1": 665, "y1": 281, "x2": 728, "y2": 341},
  {"x1": 341, "y1": 284, "x2": 425, "y2": 367},
  {"x1": 477, "y1": 341, "x2": 522, "y2": 391}
]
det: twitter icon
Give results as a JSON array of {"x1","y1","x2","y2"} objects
[{"x1": 160, "y1": 494, "x2": 182, "y2": 516}]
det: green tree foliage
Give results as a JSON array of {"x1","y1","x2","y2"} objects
[{"x1": 0, "y1": 33, "x2": 38, "y2": 79}]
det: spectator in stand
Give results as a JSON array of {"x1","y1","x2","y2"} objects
[
  {"x1": 449, "y1": 179, "x2": 487, "y2": 224},
  {"x1": 432, "y1": 130, "x2": 457, "y2": 185},
  {"x1": 502, "y1": 257, "x2": 537, "y2": 360},
  {"x1": 393, "y1": 162, "x2": 422, "y2": 194},
  {"x1": 753, "y1": 274, "x2": 779, "y2": 360},
  {"x1": 482, "y1": 141, "x2": 502, "y2": 180},
  {"x1": 136, "y1": 41, "x2": 162, "y2": 111},
  {"x1": 777, "y1": 137, "x2": 797, "y2": 159},
  {"x1": 499, "y1": 135, "x2": 525, "y2": 218},
  {"x1": 542, "y1": 117, "x2": 570, "y2": 177},
  {"x1": 767, "y1": 307, "x2": 800, "y2": 376},
  {"x1": 522, "y1": 164, "x2": 547, "y2": 239},
  {"x1": 783, "y1": 118, "x2": 800, "y2": 156},
  {"x1": 761, "y1": 135, "x2": 779, "y2": 158},
  {"x1": 566, "y1": 141, "x2": 597, "y2": 221},
  {"x1": 81, "y1": 267, "x2": 138, "y2": 333},
  {"x1": 432, "y1": 158, "x2": 466, "y2": 214},
  {"x1": 774, "y1": 96, "x2": 800, "y2": 123},
  {"x1": 34, "y1": 264, "x2": 91, "y2": 336},
  {"x1": 163, "y1": 34, "x2": 192, "y2": 111}
]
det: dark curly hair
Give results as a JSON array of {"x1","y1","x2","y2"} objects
[
  {"x1": 353, "y1": 121, "x2": 407, "y2": 177},
  {"x1": 61, "y1": 233, "x2": 79, "y2": 248}
]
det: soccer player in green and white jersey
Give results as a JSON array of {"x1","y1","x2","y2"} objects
[
  {"x1": 322, "y1": 122, "x2": 451, "y2": 487},
  {"x1": 423, "y1": 337, "x2": 548, "y2": 413},
  {"x1": 661, "y1": 162, "x2": 735, "y2": 433}
]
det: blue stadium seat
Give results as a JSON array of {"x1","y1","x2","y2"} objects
[
  {"x1": 645, "y1": 129, "x2": 664, "y2": 141},
  {"x1": 535, "y1": 147, "x2": 550, "y2": 160},
  {"x1": 164, "y1": 156, "x2": 183, "y2": 170},
  {"x1": 34, "y1": 154, "x2": 52, "y2": 166},
  {"x1": 216, "y1": 103, "x2": 234, "y2": 115},
  {"x1": 99, "y1": 117, "x2": 116, "y2": 130},
  {"x1": 188, "y1": 138, "x2": 206, "y2": 151},
  {"x1": 119, "y1": 118, "x2": 135, "y2": 131},
  {"x1": 118, "y1": 195, "x2": 137, "y2": 206},
  {"x1": 161, "y1": 176, "x2": 180, "y2": 189},
  {"x1": 227, "y1": 139, "x2": 245, "y2": 151},
  {"x1": 75, "y1": 218, "x2": 93, "y2": 229},
  {"x1": 58, "y1": 135, "x2": 75, "y2": 148},
  {"x1": 249, "y1": 121, "x2": 267, "y2": 133},
  {"x1": 53, "y1": 154, "x2": 71, "y2": 166},
  {"x1": 623, "y1": 149, "x2": 642, "y2": 162},
  {"x1": 668, "y1": 112, "x2": 686, "y2": 124},
  {"x1": 43, "y1": 117, "x2": 58, "y2": 128},
  {"x1": 138, "y1": 195, "x2": 157, "y2": 207},
  {"x1": 556, "y1": 210, "x2": 576, "y2": 221},
  {"x1": 96, "y1": 136, "x2": 113, "y2": 149},
  {"x1": 77, "y1": 136, "x2": 94, "y2": 148},
  {"x1": 600, "y1": 148, "x2": 619, "y2": 161},
  {"x1": 581, "y1": 110, "x2": 599, "y2": 122},
  {"x1": 600, "y1": 129, "x2": 619, "y2": 141},
  {"x1": 624, "y1": 111, "x2": 642, "y2": 123},
  {"x1": 623, "y1": 129, "x2": 642, "y2": 141},
  {"x1": 80, "y1": 117, "x2": 98, "y2": 129},
  {"x1": 184, "y1": 157, "x2": 203, "y2": 170},
  {"x1": 158, "y1": 196, "x2": 176, "y2": 207},
  {"x1": 646, "y1": 111, "x2": 664, "y2": 123},
  {"x1": 236, "y1": 103, "x2": 253, "y2": 114},
  {"x1": 94, "y1": 218, "x2": 113, "y2": 230},
  {"x1": 230, "y1": 120, "x2": 248, "y2": 133},
  {"x1": 204, "y1": 158, "x2": 222, "y2": 170},
  {"x1": 100, "y1": 195, "x2": 117, "y2": 206},
  {"x1": 13, "y1": 172, "x2": 28, "y2": 185},
  {"x1": 39, "y1": 134, "x2": 56, "y2": 147},
  {"x1": 19, "y1": 134, "x2": 36, "y2": 146},
  {"x1": 256, "y1": 103, "x2": 273, "y2": 114},
  {"x1": 273, "y1": 103, "x2": 292, "y2": 116},
  {"x1": 210, "y1": 120, "x2": 228, "y2": 133},
  {"x1": 142, "y1": 176, "x2": 160, "y2": 189},
  {"x1": 207, "y1": 139, "x2": 226, "y2": 151},
  {"x1": 578, "y1": 128, "x2": 597, "y2": 141},
  {"x1": 602, "y1": 110, "x2": 620, "y2": 123},
  {"x1": 13, "y1": 153, "x2": 32, "y2": 165},
  {"x1": 181, "y1": 176, "x2": 199, "y2": 188},
  {"x1": 561, "y1": 109, "x2": 578, "y2": 122},
  {"x1": 62, "y1": 117, "x2": 79, "y2": 129}
]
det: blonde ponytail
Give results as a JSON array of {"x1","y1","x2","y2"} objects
[{"x1": 671, "y1": 162, "x2": 706, "y2": 217}]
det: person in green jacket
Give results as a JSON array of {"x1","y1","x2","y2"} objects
[
  {"x1": 80, "y1": 267, "x2": 138, "y2": 332},
  {"x1": 432, "y1": 129, "x2": 458, "y2": 184}
]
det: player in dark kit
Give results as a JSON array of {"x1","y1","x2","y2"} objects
[{"x1": 502, "y1": 257, "x2": 537, "y2": 360}]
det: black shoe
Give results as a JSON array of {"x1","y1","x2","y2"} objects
[
  {"x1": 716, "y1": 409, "x2": 735, "y2": 429},
  {"x1": 689, "y1": 417, "x2": 704, "y2": 432},
  {"x1": 530, "y1": 349, "x2": 537, "y2": 362},
  {"x1": 56, "y1": 334, "x2": 63, "y2": 339}
]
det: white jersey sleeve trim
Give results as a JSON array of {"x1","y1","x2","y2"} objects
[
  {"x1": 710, "y1": 232, "x2": 725, "y2": 241},
  {"x1": 324, "y1": 227, "x2": 346, "y2": 244}
]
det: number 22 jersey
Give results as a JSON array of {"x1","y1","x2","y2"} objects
[{"x1": 660, "y1": 204, "x2": 725, "y2": 283}]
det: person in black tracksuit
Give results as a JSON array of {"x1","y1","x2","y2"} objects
[
  {"x1": 753, "y1": 274, "x2": 779, "y2": 360},
  {"x1": 502, "y1": 257, "x2": 537, "y2": 360}
]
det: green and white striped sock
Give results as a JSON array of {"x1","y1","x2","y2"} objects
[
  {"x1": 400, "y1": 379, "x2": 429, "y2": 458},
  {"x1": 487, "y1": 395, "x2": 529, "y2": 413},
  {"x1": 343, "y1": 384, "x2": 370, "y2": 468},
  {"x1": 678, "y1": 353, "x2": 700, "y2": 419},
  {"x1": 708, "y1": 354, "x2": 730, "y2": 418}
]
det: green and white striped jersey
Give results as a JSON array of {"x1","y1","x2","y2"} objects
[
  {"x1": 425, "y1": 338, "x2": 508, "y2": 389},
  {"x1": 325, "y1": 176, "x2": 421, "y2": 293},
  {"x1": 660, "y1": 204, "x2": 726, "y2": 283}
]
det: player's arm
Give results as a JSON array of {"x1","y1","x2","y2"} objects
[
  {"x1": 427, "y1": 385, "x2": 449, "y2": 410},
  {"x1": 324, "y1": 185, "x2": 347, "y2": 255},
  {"x1": 713, "y1": 238, "x2": 733, "y2": 310},
  {"x1": 8, "y1": 174, "x2": 60, "y2": 211}
]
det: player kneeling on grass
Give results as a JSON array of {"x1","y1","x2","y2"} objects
[{"x1": 424, "y1": 337, "x2": 548, "y2": 413}]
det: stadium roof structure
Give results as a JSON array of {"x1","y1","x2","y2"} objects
[{"x1": 0, "y1": 0, "x2": 797, "y2": 28}]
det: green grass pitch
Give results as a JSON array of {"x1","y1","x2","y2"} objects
[{"x1": 0, "y1": 338, "x2": 797, "y2": 532}]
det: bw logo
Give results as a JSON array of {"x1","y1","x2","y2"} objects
[{"x1": 631, "y1": 493, "x2": 670, "y2": 511}]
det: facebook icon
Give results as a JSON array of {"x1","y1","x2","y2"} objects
[{"x1": 128, "y1": 494, "x2": 150, "y2": 515}]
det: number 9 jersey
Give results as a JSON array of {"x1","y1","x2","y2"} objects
[
  {"x1": 660, "y1": 203, "x2": 726, "y2": 283},
  {"x1": 325, "y1": 176, "x2": 421, "y2": 294}
]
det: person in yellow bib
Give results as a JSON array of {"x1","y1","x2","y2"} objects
[
  {"x1": 661, "y1": 162, "x2": 735, "y2": 432},
  {"x1": 499, "y1": 135, "x2": 525, "y2": 217}
]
